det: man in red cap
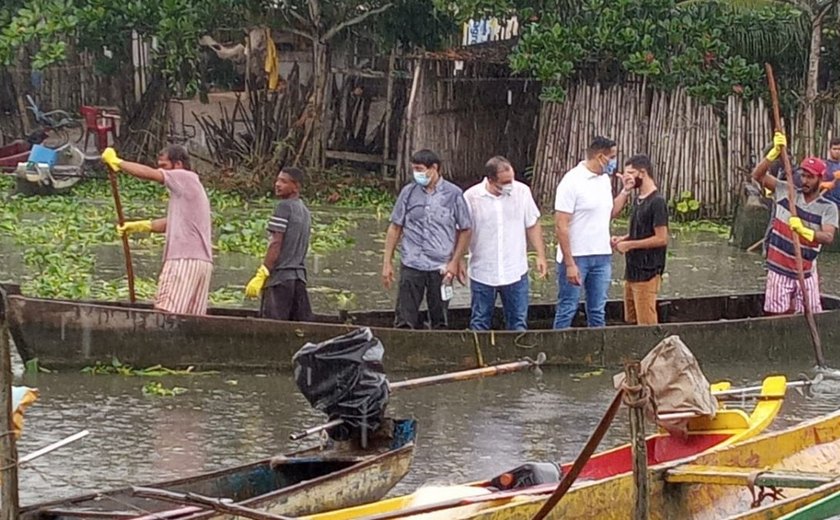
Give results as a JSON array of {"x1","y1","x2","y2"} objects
[{"x1": 752, "y1": 132, "x2": 838, "y2": 315}]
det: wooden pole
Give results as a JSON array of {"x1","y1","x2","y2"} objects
[
  {"x1": 381, "y1": 48, "x2": 396, "y2": 178},
  {"x1": 625, "y1": 361, "x2": 649, "y2": 520},
  {"x1": 0, "y1": 290, "x2": 19, "y2": 520},
  {"x1": 107, "y1": 168, "x2": 137, "y2": 303},
  {"x1": 132, "y1": 486, "x2": 293, "y2": 520},
  {"x1": 290, "y1": 354, "x2": 546, "y2": 441},
  {"x1": 529, "y1": 390, "x2": 624, "y2": 520},
  {"x1": 765, "y1": 63, "x2": 826, "y2": 368}
]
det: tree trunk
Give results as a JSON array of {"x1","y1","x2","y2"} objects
[
  {"x1": 308, "y1": 40, "x2": 329, "y2": 169},
  {"x1": 801, "y1": 13, "x2": 822, "y2": 156}
]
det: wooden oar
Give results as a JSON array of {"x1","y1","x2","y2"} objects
[
  {"x1": 353, "y1": 390, "x2": 624, "y2": 520},
  {"x1": 19, "y1": 430, "x2": 90, "y2": 465},
  {"x1": 529, "y1": 389, "x2": 624, "y2": 520},
  {"x1": 131, "y1": 487, "x2": 293, "y2": 520},
  {"x1": 765, "y1": 63, "x2": 826, "y2": 368},
  {"x1": 105, "y1": 159, "x2": 136, "y2": 303},
  {"x1": 289, "y1": 353, "x2": 546, "y2": 441}
]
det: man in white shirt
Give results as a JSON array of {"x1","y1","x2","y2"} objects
[
  {"x1": 553, "y1": 136, "x2": 634, "y2": 329},
  {"x1": 463, "y1": 156, "x2": 548, "y2": 330}
]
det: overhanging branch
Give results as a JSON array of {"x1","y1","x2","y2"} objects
[{"x1": 323, "y1": 3, "x2": 393, "y2": 42}]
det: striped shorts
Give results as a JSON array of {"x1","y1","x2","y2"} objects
[
  {"x1": 155, "y1": 259, "x2": 213, "y2": 315},
  {"x1": 763, "y1": 269, "x2": 822, "y2": 315}
]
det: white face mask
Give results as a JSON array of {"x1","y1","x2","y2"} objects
[{"x1": 500, "y1": 184, "x2": 513, "y2": 196}]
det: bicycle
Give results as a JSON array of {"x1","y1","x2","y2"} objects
[{"x1": 25, "y1": 95, "x2": 83, "y2": 147}]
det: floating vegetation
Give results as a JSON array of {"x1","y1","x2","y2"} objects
[
  {"x1": 0, "y1": 175, "x2": 360, "y2": 303},
  {"x1": 81, "y1": 358, "x2": 217, "y2": 376},
  {"x1": 142, "y1": 381, "x2": 188, "y2": 397}
]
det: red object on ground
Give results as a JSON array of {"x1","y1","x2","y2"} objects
[
  {"x1": 0, "y1": 140, "x2": 31, "y2": 172},
  {"x1": 80, "y1": 106, "x2": 119, "y2": 152}
]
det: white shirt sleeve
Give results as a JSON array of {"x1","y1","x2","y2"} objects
[
  {"x1": 524, "y1": 186, "x2": 541, "y2": 228},
  {"x1": 554, "y1": 176, "x2": 576, "y2": 214}
]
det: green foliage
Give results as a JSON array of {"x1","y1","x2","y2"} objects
[
  {"x1": 81, "y1": 357, "x2": 216, "y2": 376},
  {"x1": 0, "y1": 0, "x2": 246, "y2": 95},
  {"x1": 671, "y1": 190, "x2": 702, "y2": 221},
  {"x1": 0, "y1": 175, "x2": 358, "y2": 303},
  {"x1": 440, "y1": 0, "x2": 805, "y2": 105},
  {"x1": 142, "y1": 381, "x2": 188, "y2": 396}
]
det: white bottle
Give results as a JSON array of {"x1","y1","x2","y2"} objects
[{"x1": 440, "y1": 267, "x2": 453, "y2": 301}]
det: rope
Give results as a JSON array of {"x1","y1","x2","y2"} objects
[
  {"x1": 620, "y1": 381, "x2": 651, "y2": 409},
  {"x1": 471, "y1": 331, "x2": 485, "y2": 368},
  {"x1": 513, "y1": 332, "x2": 538, "y2": 349}
]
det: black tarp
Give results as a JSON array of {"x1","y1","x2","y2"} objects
[{"x1": 293, "y1": 327, "x2": 389, "y2": 440}]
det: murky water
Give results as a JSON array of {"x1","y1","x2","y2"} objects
[
  {"x1": 13, "y1": 362, "x2": 840, "y2": 507},
  {"x1": 7, "y1": 210, "x2": 840, "y2": 506}
]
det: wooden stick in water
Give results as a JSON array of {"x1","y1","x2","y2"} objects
[
  {"x1": 131, "y1": 487, "x2": 293, "y2": 520},
  {"x1": 765, "y1": 63, "x2": 826, "y2": 368},
  {"x1": 289, "y1": 353, "x2": 546, "y2": 441},
  {"x1": 529, "y1": 390, "x2": 624, "y2": 520}
]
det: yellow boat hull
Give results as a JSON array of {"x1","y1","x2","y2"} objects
[
  {"x1": 303, "y1": 376, "x2": 788, "y2": 520},
  {"x1": 449, "y1": 400, "x2": 840, "y2": 519}
]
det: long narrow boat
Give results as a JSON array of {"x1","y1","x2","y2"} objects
[
  {"x1": 20, "y1": 419, "x2": 417, "y2": 520},
  {"x1": 300, "y1": 376, "x2": 787, "y2": 520},
  {"x1": 4, "y1": 283, "x2": 840, "y2": 372},
  {"x1": 383, "y1": 405, "x2": 840, "y2": 520},
  {"x1": 777, "y1": 489, "x2": 840, "y2": 520}
]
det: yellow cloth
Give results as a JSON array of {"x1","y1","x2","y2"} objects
[
  {"x1": 765, "y1": 132, "x2": 787, "y2": 162},
  {"x1": 101, "y1": 147, "x2": 123, "y2": 172},
  {"x1": 12, "y1": 386, "x2": 39, "y2": 439},
  {"x1": 789, "y1": 216, "x2": 816, "y2": 242},
  {"x1": 245, "y1": 265, "x2": 270, "y2": 298},
  {"x1": 118, "y1": 220, "x2": 153, "y2": 236},
  {"x1": 264, "y1": 28, "x2": 279, "y2": 91}
]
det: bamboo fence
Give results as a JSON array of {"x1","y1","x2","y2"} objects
[
  {"x1": 398, "y1": 59, "x2": 541, "y2": 185},
  {"x1": 531, "y1": 80, "x2": 838, "y2": 217}
]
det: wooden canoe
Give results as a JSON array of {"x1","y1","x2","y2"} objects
[
  {"x1": 393, "y1": 401, "x2": 840, "y2": 520},
  {"x1": 4, "y1": 283, "x2": 840, "y2": 372},
  {"x1": 300, "y1": 376, "x2": 787, "y2": 520},
  {"x1": 776, "y1": 489, "x2": 840, "y2": 520},
  {"x1": 19, "y1": 419, "x2": 417, "y2": 520}
]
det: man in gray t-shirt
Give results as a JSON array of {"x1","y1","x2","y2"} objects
[
  {"x1": 382, "y1": 149, "x2": 472, "y2": 329},
  {"x1": 245, "y1": 167, "x2": 313, "y2": 321}
]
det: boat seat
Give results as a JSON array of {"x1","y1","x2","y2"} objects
[{"x1": 666, "y1": 464, "x2": 839, "y2": 489}]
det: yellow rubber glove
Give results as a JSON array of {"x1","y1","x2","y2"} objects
[
  {"x1": 765, "y1": 132, "x2": 787, "y2": 162},
  {"x1": 117, "y1": 220, "x2": 152, "y2": 237},
  {"x1": 789, "y1": 216, "x2": 816, "y2": 242},
  {"x1": 245, "y1": 265, "x2": 270, "y2": 298},
  {"x1": 101, "y1": 147, "x2": 123, "y2": 172}
]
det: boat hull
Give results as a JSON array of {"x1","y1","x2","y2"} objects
[
  {"x1": 301, "y1": 376, "x2": 786, "y2": 520},
  {"x1": 5, "y1": 285, "x2": 840, "y2": 372},
  {"x1": 20, "y1": 420, "x2": 417, "y2": 519},
  {"x1": 439, "y1": 410, "x2": 840, "y2": 520}
]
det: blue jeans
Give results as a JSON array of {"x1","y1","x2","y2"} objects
[
  {"x1": 553, "y1": 254, "x2": 612, "y2": 329},
  {"x1": 470, "y1": 274, "x2": 530, "y2": 331}
]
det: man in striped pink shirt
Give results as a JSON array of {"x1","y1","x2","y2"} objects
[
  {"x1": 102, "y1": 145, "x2": 213, "y2": 315},
  {"x1": 752, "y1": 132, "x2": 837, "y2": 315}
]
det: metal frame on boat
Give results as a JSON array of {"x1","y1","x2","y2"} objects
[
  {"x1": 298, "y1": 376, "x2": 787, "y2": 520},
  {"x1": 19, "y1": 419, "x2": 417, "y2": 520},
  {"x1": 4, "y1": 283, "x2": 840, "y2": 372}
]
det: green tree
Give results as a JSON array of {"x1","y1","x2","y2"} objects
[{"x1": 679, "y1": 0, "x2": 839, "y2": 154}]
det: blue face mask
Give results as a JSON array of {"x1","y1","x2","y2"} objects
[
  {"x1": 413, "y1": 170, "x2": 431, "y2": 187},
  {"x1": 604, "y1": 157, "x2": 618, "y2": 175}
]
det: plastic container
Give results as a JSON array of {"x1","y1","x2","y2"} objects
[{"x1": 27, "y1": 145, "x2": 58, "y2": 168}]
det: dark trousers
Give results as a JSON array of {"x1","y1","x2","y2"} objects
[
  {"x1": 260, "y1": 279, "x2": 313, "y2": 322},
  {"x1": 395, "y1": 265, "x2": 447, "y2": 329}
]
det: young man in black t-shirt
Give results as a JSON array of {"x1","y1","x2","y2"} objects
[{"x1": 611, "y1": 155, "x2": 669, "y2": 325}]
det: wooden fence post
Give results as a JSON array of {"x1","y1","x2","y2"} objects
[
  {"x1": 625, "y1": 361, "x2": 649, "y2": 520},
  {"x1": 0, "y1": 288, "x2": 19, "y2": 520}
]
